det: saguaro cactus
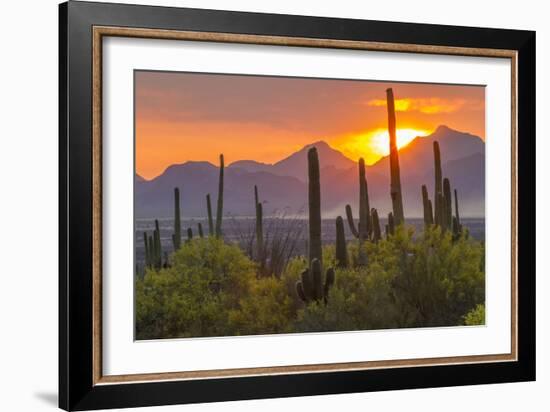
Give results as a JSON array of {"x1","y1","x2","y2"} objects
[
  {"x1": 206, "y1": 194, "x2": 214, "y2": 236},
  {"x1": 454, "y1": 189, "x2": 461, "y2": 230},
  {"x1": 443, "y1": 178, "x2": 453, "y2": 230},
  {"x1": 254, "y1": 185, "x2": 264, "y2": 263},
  {"x1": 154, "y1": 219, "x2": 162, "y2": 269},
  {"x1": 371, "y1": 208, "x2": 382, "y2": 242},
  {"x1": 345, "y1": 158, "x2": 370, "y2": 240},
  {"x1": 387, "y1": 212, "x2": 395, "y2": 237},
  {"x1": 215, "y1": 154, "x2": 224, "y2": 238},
  {"x1": 358, "y1": 158, "x2": 371, "y2": 237},
  {"x1": 172, "y1": 187, "x2": 182, "y2": 251},
  {"x1": 187, "y1": 227, "x2": 193, "y2": 242},
  {"x1": 433, "y1": 141, "x2": 443, "y2": 226},
  {"x1": 308, "y1": 147, "x2": 322, "y2": 265},
  {"x1": 148, "y1": 234, "x2": 154, "y2": 264},
  {"x1": 386, "y1": 88, "x2": 405, "y2": 225},
  {"x1": 295, "y1": 147, "x2": 336, "y2": 304},
  {"x1": 197, "y1": 222, "x2": 204, "y2": 238},
  {"x1": 335, "y1": 216, "x2": 348, "y2": 268},
  {"x1": 143, "y1": 232, "x2": 150, "y2": 268},
  {"x1": 422, "y1": 184, "x2": 434, "y2": 227}
]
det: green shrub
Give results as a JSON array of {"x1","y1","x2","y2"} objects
[
  {"x1": 136, "y1": 237, "x2": 256, "y2": 339},
  {"x1": 463, "y1": 304, "x2": 485, "y2": 326},
  {"x1": 295, "y1": 225, "x2": 485, "y2": 332},
  {"x1": 228, "y1": 276, "x2": 294, "y2": 335},
  {"x1": 136, "y1": 226, "x2": 485, "y2": 339}
]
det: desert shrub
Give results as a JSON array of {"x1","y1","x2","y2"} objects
[
  {"x1": 228, "y1": 276, "x2": 294, "y2": 335},
  {"x1": 136, "y1": 225, "x2": 485, "y2": 339},
  {"x1": 136, "y1": 237, "x2": 256, "y2": 339},
  {"x1": 390, "y1": 225, "x2": 485, "y2": 327},
  {"x1": 463, "y1": 304, "x2": 485, "y2": 326},
  {"x1": 294, "y1": 225, "x2": 485, "y2": 332},
  {"x1": 294, "y1": 265, "x2": 401, "y2": 333}
]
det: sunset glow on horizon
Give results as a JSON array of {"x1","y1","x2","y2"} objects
[{"x1": 135, "y1": 72, "x2": 485, "y2": 179}]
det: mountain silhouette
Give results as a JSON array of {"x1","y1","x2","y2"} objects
[
  {"x1": 228, "y1": 140, "x2": 355, "y2": 182},
  {"x1": 136, "y1": 126, "x2": 485, "y2": 218}
]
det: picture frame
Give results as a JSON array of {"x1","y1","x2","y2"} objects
[{"x1": 59, "y1": 1, "x2": 535, "y2": 410}]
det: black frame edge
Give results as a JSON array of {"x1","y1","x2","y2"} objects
[{"x1": 59, "y1": 2, "x2": 69, "y2": 410}]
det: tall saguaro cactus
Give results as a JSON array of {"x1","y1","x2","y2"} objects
[
  {"x1": 345, "y1": 158, "x2": 370, "y2": 240},
  {"x1": 371, "y1": 208, "x2": 382, "y2": 243},
  {"x1": 143, "y1": 232, "x2": 150, "y2": 268},
  {"x1": 345, "y1": 158, "x2": 370, "y2": 265},
  {"x1": 358, "y1": 158, "x2": 371, "y2": 237},
  {"x1": 308, "y1": 147, "x2": 322, "y2": 265},
  {"x1": 296, "y1": 147, "x2": 336, "y2": 304},
  {"x1": 154, "y1": 219, "x2": 162, "y2": 269},
  {"x1": 197, "y1": 223, "x2": 204, "y2": 238},
  {"x1": 206, "y1": 194, "x2": 214, "y2": 236},
  {"x1": 215, "y1": 154, "x2": 224, "y2": 238},
  {"x1": 172, "y1": 187, "x2": 182, "y2": 251},
  {"x1": 254, "y1": 185, "x2": 264, "y2": 263},
  {"x1": 422, "y1": 184, "x2": 434, "y2": 227},
  {"x1": 386, "y1": 88, "x2": 405, "y2": 225},
  {"x1": 454, "y1": 189, "x2": 461, "y2": 229},
  {"x1": 433, "y1": 141, "x2": 443, "y2": 226},
  {"x1": 335, "y1": 216, "x2": 348, "y2": 268},
  {"x1": 443, "y1": 178, "x2": 453, "y2": 230},
  {"x1": 387, "y1": 212, "x2": 395, "y2": 237}
]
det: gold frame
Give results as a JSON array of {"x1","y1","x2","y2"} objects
[{"x1": 92, "y1": 26, "x2": 518, "y2": 386}]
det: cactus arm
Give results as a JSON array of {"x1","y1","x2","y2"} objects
[
  {"x1": 300, "y1": 268, "x2": 313, "y2": 301},
  {"x1": 296, "y1": 281, "x2": 307, "y2": 302},
  {"x1": 345, "y1": 205, "x2": 360, "y2": 238}
]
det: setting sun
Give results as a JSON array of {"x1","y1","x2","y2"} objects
[
  {"x1": 334, "y1": 127, "x2": 431, "y2": 165},
  {"x1": 370, "y1": 128, "x2": 431, "y2": 156}
]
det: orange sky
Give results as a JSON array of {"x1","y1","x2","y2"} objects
[{"x1": 135, "y1": 71, "x2": 485, "y2": 179}]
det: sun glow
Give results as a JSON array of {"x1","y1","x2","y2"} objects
[
  {"x1": 369, "y1": 128, "x2": 430, "y2": 156},
  {"x1": 335, "y1": 128, "x2": 432, "y2": 164}
]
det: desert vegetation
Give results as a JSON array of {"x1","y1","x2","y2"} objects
[{"x1": 136, "y1": 88, "x2": 485, "y2": 340}]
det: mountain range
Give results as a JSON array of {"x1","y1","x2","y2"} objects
[{"x1": 135, "y1": 125, "x2": 485, "y2": 219}]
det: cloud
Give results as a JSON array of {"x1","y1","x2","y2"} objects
[{"x1": 367, "y1": 97, "x2": 469, "y2": 114}]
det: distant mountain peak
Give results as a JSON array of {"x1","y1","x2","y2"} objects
[
  {"x1": 434, "y1": 124, "x2": 452, "y2": 133},
  {"x1": 304, "y1": 140, "x2": 331, "y2": 149}
]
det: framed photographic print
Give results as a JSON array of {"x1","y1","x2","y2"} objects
[{"x1": 59, "y1": 1, "x2": 535, "y2": 410}]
